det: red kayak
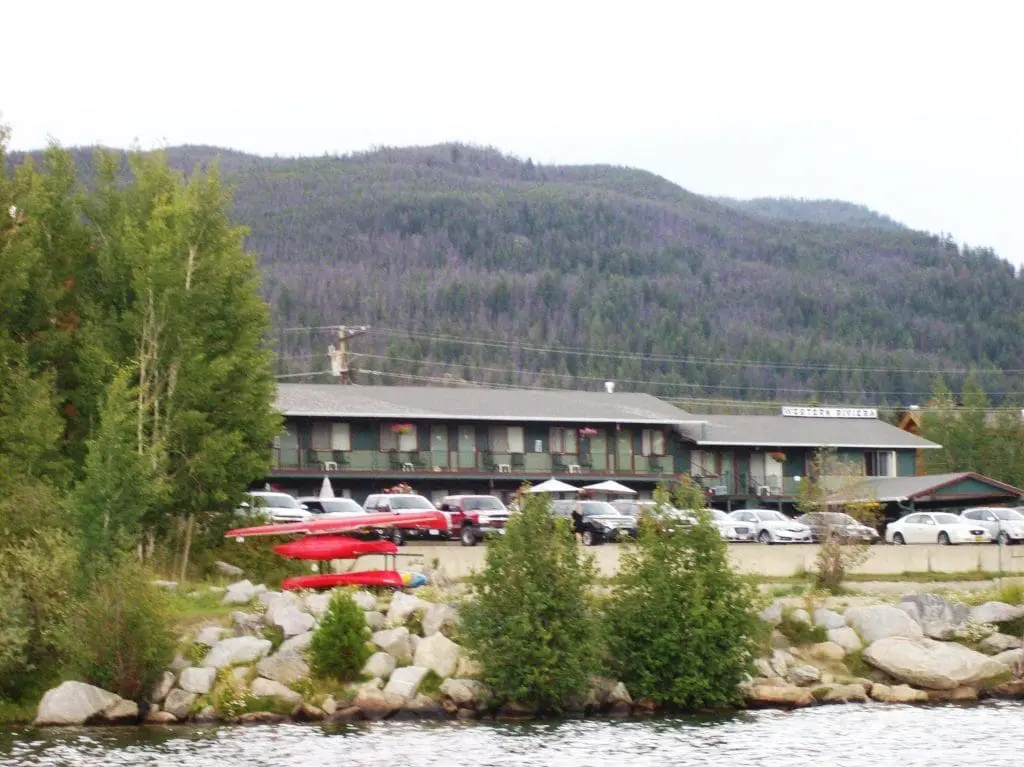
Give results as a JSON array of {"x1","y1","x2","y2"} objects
[
  {"x1": 282, "y1": 570, "x2": 406, "y2": 591},
  {"x1": 273, "y1": 536, "x2": 398, "y2": 561},
  {"x1": 226, "y1": 510, "x2": 447, "y2": 539}
]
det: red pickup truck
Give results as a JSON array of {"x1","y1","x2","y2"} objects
[{"x1": 438, "y1": 495, "x2": 512, "y2": 546}]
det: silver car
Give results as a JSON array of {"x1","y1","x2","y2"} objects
[
  {"x1": 959, "y1": 507, "x2": 1024, "y2": 545},
  {"x1": 238, "y1": 491, "x2": 312, "y2": 524}
]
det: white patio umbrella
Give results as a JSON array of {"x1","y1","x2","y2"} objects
[
  {"x1": 319, "y1": 476, "x2": 335, "y2": 498},
  {"x1": 527, "y1": 478, "x2": 580, "y2": 494},
  {"x1": 582, "y1": 480, "x2": 637, "y2": 496}
]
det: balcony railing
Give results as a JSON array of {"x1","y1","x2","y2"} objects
[
  {"x1": 693, "y1": 473, "x2": 788, "y2": 497},
  {"x1": 270, "y1": 447, "x2": 674, "y2": 477}
]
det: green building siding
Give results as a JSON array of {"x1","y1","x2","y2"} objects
[{"x1": 897, "y1": 450, "x2": 917, "y2": 477}]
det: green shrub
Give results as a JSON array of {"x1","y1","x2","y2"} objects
[
  {"x1": 263, "y1": 625, "x2": 285, "y2": 652},
  {"x1": 460, "y1": 490, "x2": 599, "y2": 713},
  {"x1": 602, "y1": 487, "x2": 761, "y2": 709},
  {"x1": 0, "y1": 531, "x2": 78, "y2": 701},
  {"x1": 189, "y1": 512, "x2": 310, "y2": 586},
  {"x1": 777, "y1": 609, "x2": 828, "y2": 645},
  {"x1": 308, "y1": 591, "x2": 372, "y2": 681},
  {"x1": 62, "y1": 555, "x2": 176, "y2": 700},
  {"x1": 996, "y1": 583, "x2": 1024, "y2": 606}
]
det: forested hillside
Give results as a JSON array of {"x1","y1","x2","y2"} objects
[
  {"x1": 715, "y1": 197, "x2": 906, "y2": 231},
  {"x1": 13, "y1": 143, "x2": 1024, "y2": 407}
]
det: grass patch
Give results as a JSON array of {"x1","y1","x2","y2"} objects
[
  {"x1": 418, "y1": 670, "x2": 445, "y2": 697},
  {"x1": 843, "y1": 649, "x2": 872, "y2": 679},
  {"x1": 996, "y1": 617, "x2": 1024, "y2": 638},
  {"x1": 996, "y1": 583, "x2": 1024, "y2": 605},
  {"x1": 766, "y1": 582, "x2": 808, "y2": 598},
  {"x1": 262, "y1": 624, "x2": 285, "y2": 652},
  {"x1": 164, "y1": 586, "x2": 237, "y2": 634},
  {"x1": 777, "y1": 609, "x2": 827, "y2": 645},
  {"x1": 758, "y1": 570, "x2": 1005, "y2": 585},
  {"x1": 0, "y1": 697, "x2": 37, "y2": 725},
  {"x1": 290, "y1": 677, "x2": 352, "y2": 708},
  {"x1": 181, "y1": 641, "x2": 210, "y2": 665}
]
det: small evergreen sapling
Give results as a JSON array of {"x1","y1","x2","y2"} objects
[{"x1": 309, "y1": 590, "x2": 372, "y2": 681}]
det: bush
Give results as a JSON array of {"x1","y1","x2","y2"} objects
[
  {"x1": 0, "y1": 531, "x2": 78, "y2": 701},
  {"x1": 777, "y1": 609, "x2": 828, "y2": 645},
  {"x1": 62, "y1": 555, "x2": 176, "y2": 700},
  {"x1": 602, "y1": 486, "x2": 761, "y2": 709},
  {"x1": 308, "y1": 590, "x2": 372, "y2": 681},
  {"x1": 460, "y1": 490, "x2": 599, "y2": 713}
]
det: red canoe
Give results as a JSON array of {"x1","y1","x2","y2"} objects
[
  {"x1": 282, "y1": 570, "x2": 406, "y2": 591},
  {"x1": 273, "y1": 536, "x2": 398, "y2": 561}
]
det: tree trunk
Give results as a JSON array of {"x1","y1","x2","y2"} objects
[{"x1": 178, "y1": 513, "x2": 195, "y2": 584}]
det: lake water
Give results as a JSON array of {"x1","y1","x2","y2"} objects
[{"x1": 2, "y1": 702, "x2": 1022, "y2": 767}]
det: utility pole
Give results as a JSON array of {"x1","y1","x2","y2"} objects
[{"x1": 328, "y1": 325, "x2": 369, "y2": 384}]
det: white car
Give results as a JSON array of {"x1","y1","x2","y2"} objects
[
  {"x1": 960, "y1": 507, "x2": 1024, "y2": 546},
  {"x1": 885, "y1": 511, "x2": 991, "y2": 545},
  {"x1": 296, "y1": 497, "x2": 367, "y2": 519},
  {"x1": 727, "y1": 509, "x2": 812, "y2": 544},
  {"x1": 238, "y1": 491, "x2": 313, "y2": 524},
  {"x1": 708, "y1": 508, "x2": 755, "y2": 542}
]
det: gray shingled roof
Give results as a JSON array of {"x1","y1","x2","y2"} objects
[
  {"x1": 677, "y1": 414, "x2": 941, "y2": 450},
  {"x1": 275, "y1": 384, "x2": 704, "y2": 424},
  {"x1": 830, "y1": 473, "x2": 1022, "y2": 503}
]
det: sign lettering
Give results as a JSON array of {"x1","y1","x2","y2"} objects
[{"x1": 781, "y1": 406, "x2": 878, "y2": 419}]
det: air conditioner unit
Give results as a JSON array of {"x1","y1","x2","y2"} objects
[
  {"x1": 711, "y1": 485, "x2": 728, "y2": 496},
  {"x1": 757, "y1": 485, "x2": 770, "y2": 497}
]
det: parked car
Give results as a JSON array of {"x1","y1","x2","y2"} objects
[
  {"x1": 960, "y1": 507, "x2": 1024, "y2": 545},
  {"x1": 296, "y1": 497, "x2": 367, "y2": 518},
  {"x1": 885, "y1": 512, "x2": 991, "y2": 545},
  {"x1": 551, "y1": 500, "x2": 638, "y2": 545},
  {"x1": 362, "y1": 493, "x2": 442, "y2": 545},
  {"x1": 438, "y1": 495, "x2": 512, "y2": 546},
  {"x1": 708, "y1": 508, "x2": 755, "y2": 542},
  {"x1": 610, "y1": 499, "x2": 660, "y2": 519},
  {"x1": 796, "y1": 512, "x2": 880, "y2": 544},
  {"x1": 727, "y1": 509, "x2": 812, "y2": 544},
  {"x1": 237, "y1": 491, "x2": 312, "y2": 524}
]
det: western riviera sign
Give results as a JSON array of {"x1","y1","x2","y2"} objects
[{"x1": 780, "y1": 406, "x2": 878, "y2": 419}]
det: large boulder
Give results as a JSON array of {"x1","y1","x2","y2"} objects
[
  {"x1": 250, "y1": 677, "x2": 302, "y2": 705},
  {"x1": 439, "y1": 678, "x2": 491, "y2": 708},
  {"x1": 265, "y1": 596, "x2": 315, "y2": 638},
  {"x1": 422, "y1": 603, "x2": 460, "y2": 637},
  {"x1": 162, "y1": 689, "x2": 198, "y2": 719},
  {"x1": 351, "y1": 591, "x2": 377, "y2": 611},
  {"x1": 215, "y1": 561, "x2": 244, "y2": 577},
  {"x1": 231, "y1": 611, "x2": 264, "y2": 637},
  {"x1": 195, "y1": 625, "x2": 230, "y2": 647},
  {"x1": 303, "y1": 592, "x2": 332, "y2": 618},
  {"x1": 815, "y1": 683, "x2": 868, "y2": 704},
  {"x1": 769, "y1": 649, "x2": 794, "y2": 678},
  {"x1": 364, "y1": 611, "x2": 387, "y2": 631},
  {"x1": 759, "y1": 601, "x2": 784, "y2": 626},
  {"x1": 980, "y1": 633, "x2": 1023, "y2": 654},
  {"x1": 202, "y1": 636, "x2": 272, "y2": 668},
  {"x1": 970, "y1": 602, "x2": 1024, "y2": 625},
  {"x1": 743, "y1": 683, "x2": 814, "y2": 707},
  {"x1": 845, "y1": 605, "x2": 923, "y2": 644},
  {"x1": 178, "y1": 666, "x2": 217, "y2": 694},
  {"x1": 98, "y1": 699, "x2": 140, "y2": 724},
  {"x1": 34, "y1": 681, "x2": 121, "y2": 726},
  {"x1": 869, "y1": 683, "x2": 928, "y2": 703},
  {"x1": 258, "y1": 590, "x2": 291, "y2": 609},
  {"x1": 384, "y1": 666, "x2": 430, "y2": 701},
  {"x1": 812, "y1": 608, "x2": 846, "y2": 630},
  {"x1": 222, "y1": 580, "x2": 258, "y2": 605},
  {"x1": 363, "y1": 652, "x2": 398, "y2": 681},
  {"x1": 827, "y1": 627, "x2": 863, "y2": 653},
  {"x1": 898, "y1": 594, "x2": 970, "y2": 640},
  {"x1": 387, "y1": 592, "x2": 427, "y2": 627},
  {"x1": 808, "y1": 642, "x2": 846, "y2": 662},
  {"x1": 991, "y1": 649, "x2": 1024, "y2": 673},
  {"x1": 413, "y1": 632, "x2": 461, "y2": 678},
  {"x1": 863, "y1": 635, "x2": 1008, "y2": 690},
  {"x1": 372, "y1": 627, "x2": 413, "y2": 666},
  {"x1": 353, "y1": 682, "x2": 404, "y2": 719},
  {"x1": 278, "y1": 631, "x2": 314, "y2": 656},
  {"x1": 150, "y1": 671, "x2": 176, "y2": 704},
  {"x1": 786, "y1": 664, "x2": 821, "y2": 686},
  {"x1": 454, "y1": 654, "x2": 483, "y2": 679},
  {"x1": 256, "y1": 654, "x2": 310, "y2": 685}
]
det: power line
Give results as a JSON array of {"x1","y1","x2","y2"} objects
[{"x1": 271, "y1": 323, "x2": 1024, "y2": 376}]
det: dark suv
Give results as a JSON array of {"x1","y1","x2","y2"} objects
[
  {"x1": 438, "y1": 495, "x2": 512, "y2": 546},
  {"x1": 551, "y1": 499, "x2": 638, "y2": 546}
]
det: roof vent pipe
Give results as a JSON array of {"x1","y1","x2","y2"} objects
[{"x1": 604, "y1": 381, "x2": 615, "y2": 394}]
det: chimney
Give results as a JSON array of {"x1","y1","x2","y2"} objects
[{"x1": 604, "y1": 381, "x2": 615, "y2": 394}]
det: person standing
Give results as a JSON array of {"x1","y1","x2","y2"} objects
[{"x1": 571, "y1": 504, "x2": 585, "y2": 543}]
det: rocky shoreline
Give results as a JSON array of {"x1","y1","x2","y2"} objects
[{"x1": 29, "y1": 581, "x2": 1024, "y2": 728}]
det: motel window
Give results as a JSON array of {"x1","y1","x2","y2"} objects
[
  {"x1": 380, "y1": 423, "x2": 418, "y2": 452},
  {"x1": 549, "y1": 427, "x2": 578, "y2": 454},
  {"x1": 313, "y1": 422, "x2": 351, "y2": 451},
  {"x1": 489, "y1": 425, "x2": 525, "y2": 454},
  {"x1": 641, "y1": 429, "x2": 666, "y2": 456},
  {"x1": 865, "y1": 450, "x2": 895, "y2": 478}
]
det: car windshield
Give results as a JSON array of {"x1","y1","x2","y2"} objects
[
  {"x1": 993, "y1": 509, "x2": 1024, "y2": 521},
  {"x1": 250, "y1": 493, "x2": 300, "y2": 509},
  {"x1": 933, "y1": 513, "x2": 962, "y2": 524},
  {"x1": 755, "y1": 510, "x2": 788, "y2": 522},
  {"x1": 462, "y1": 497, "x2": 506, "y2": 511},
  {"x1": 709, "y1": 509, "x2": 728, "y2": 521},
  {"x1": 580, "y1": 501, "x2": 620, "y2": 518},
  {"x1": 385, "y1": 495, "x2": 434, "y2": 510},
  {"x1": 318, "y1": 499, "x2": 362, "y2": 514},
  {"x1": 822, "y1": 512, "x2": 855, "y2": 525}
]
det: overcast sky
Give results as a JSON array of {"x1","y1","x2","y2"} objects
[{"x1": 6, "y1": 1, "x2": 1021, "y2": 266}]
